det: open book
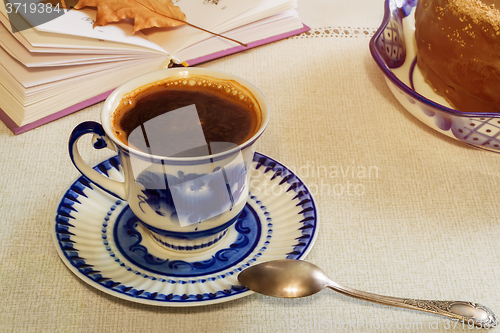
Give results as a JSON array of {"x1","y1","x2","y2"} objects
[{"x1": 0, "y1": 0, "x2": 308, "y2": 134}]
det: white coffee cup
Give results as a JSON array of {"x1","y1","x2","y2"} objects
[{"x1": 69, "y1": 68, "x2": 269, "y2": 252}]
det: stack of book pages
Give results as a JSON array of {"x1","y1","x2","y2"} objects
[{"x1": 0, "y1": 0, "x2": 308, "y2": 134}]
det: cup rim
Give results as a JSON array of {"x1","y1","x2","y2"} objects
[{"x1": 101, "y1": 68, "x2": 270, "y2": 162}]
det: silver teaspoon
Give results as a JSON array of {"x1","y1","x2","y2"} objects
[{"x1": 237, "y1": 259, "x2": 498, "y2": 328}]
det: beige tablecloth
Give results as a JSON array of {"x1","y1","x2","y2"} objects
[{"x1": 1, "y1": 1, "x2": 499, "y2": 332}]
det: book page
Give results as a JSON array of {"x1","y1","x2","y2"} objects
[
  {"x1": 174, "y1": 0, "x2": 264, "y2": 30},
  {"x1": 122, "y1": 0, "x2": 264, "y2": 55},
  {"x1": 175, "y1": 10, "x2": 302, "y2": 63},
  {"x1": 2, "y1": 0, "x2": 264, "y2": 53},
  {"x1": 32, "y1": 0, "x2": 264, "y2": 54},
  {"x1": 0, "y1": 21, "x2": 154, "y2": 67},
  {"x1": 0, "y1": 45, "x2": 163, "y2": 88},
  {"x1": 34, "y1": 9, "x2": 167, "y2": 53},
  {"x1": 216, "y1": 0, "x2": 296, "y2": 32},
  {"x1": 4, "y1": 0, "x2": 270, "y2": 56},
  {"x1": 0, "y1": 3, "x2": 167, "y2": 54},
  {"x1": 169, "y1": 0, "x2": 298, "y2": 56}
]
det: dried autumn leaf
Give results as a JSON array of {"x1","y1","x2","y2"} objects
[{"x1": 74, "y1": 0, "x2": 186, "y2": 33}]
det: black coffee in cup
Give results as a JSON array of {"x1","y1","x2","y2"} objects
[{"x1": 111, "y1": 75, "x2": 262, "y2": 157}]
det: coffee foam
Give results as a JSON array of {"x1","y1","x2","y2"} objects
[{"x1": 112, "y1": 75, "x2": 262, "y2": 139}]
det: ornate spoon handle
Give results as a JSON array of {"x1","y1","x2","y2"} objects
[{"x1": 328, "y1": 282, "x2": 498, "y2": 328}]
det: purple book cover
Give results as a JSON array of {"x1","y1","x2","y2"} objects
[{"x1": 1, "y1": 24, "x2": 310, "y2": 135}]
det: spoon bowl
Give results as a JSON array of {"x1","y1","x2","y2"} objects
[
  {"x1": 238, "y1": 259, "x2": 498, "y2": 328},
  {"x1": 238, "y1": 259, "x2": 330, "y2": 298}
]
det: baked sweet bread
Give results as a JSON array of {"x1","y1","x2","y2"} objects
[{"x1": 415, "y1": 0, "x2": 500, "y2": 112}]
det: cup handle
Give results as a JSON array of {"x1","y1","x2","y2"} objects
[{"x1": 69, "y1": 121, "x2": 127, "y2": 200}]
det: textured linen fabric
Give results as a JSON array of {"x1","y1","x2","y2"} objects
[{"x1": 1, "y1": 2, "x2": 500, "y2": 332}]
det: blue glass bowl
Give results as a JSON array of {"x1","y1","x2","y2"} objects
[{"x1": 369, "y1": 0, "x2": 500, "y2": 152}]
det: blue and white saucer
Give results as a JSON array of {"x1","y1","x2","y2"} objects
[{"x1": 53, "y1": 152, "x2": 319, "y2": 306}]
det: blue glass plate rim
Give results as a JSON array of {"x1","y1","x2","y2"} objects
[{"x1": 368, "y1": 0, "x2": 498, "y2": 118}]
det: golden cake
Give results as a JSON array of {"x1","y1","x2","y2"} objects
[{"x1": 415, "y1": 0, "x2": 500, "y2": 112}]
